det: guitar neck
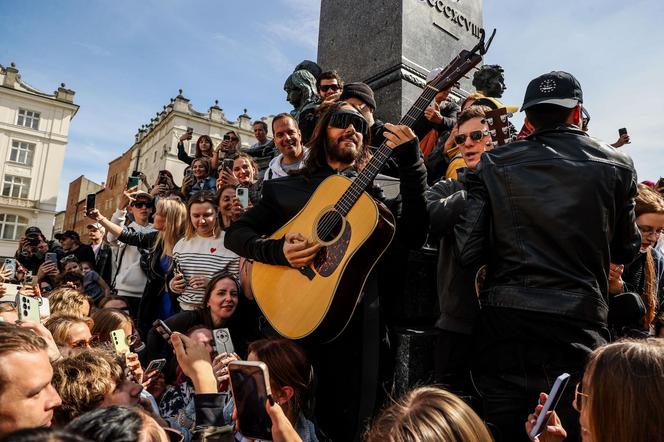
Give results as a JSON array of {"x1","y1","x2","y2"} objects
[{"x1": 335, "y1": 49, "x2": 483, "y2": 216}]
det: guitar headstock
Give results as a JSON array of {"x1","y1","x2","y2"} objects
[{"x1": 484, "y1": 107, "x2": 513, "y2": 147}]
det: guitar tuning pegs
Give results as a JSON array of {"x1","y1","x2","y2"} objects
[
  {"x1": 506, "y1": 112, "x2": 514, "y2": 118},
  {"x1": 500, "y1": 115, "x2": 508, "y2": 123},
  {"x1": 490, "y1": 129, "x2": 497, "y2": 136},
  {"x1": 486, "y1": 117, "x2": 494, "y2": 125},
  {"x1": 502, "y1": 128, "x2": 509, "y2": 135},
  {"x1": 490, "y1": 141, "x2": 497, "y2": 147}
]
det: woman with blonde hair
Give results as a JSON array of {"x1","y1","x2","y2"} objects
[
  {"x1": 365, "y1": 386, "x2": 493, "y2": 442},
  {"x1": 169, "y1": 191, "x2": 240, "y2": 310},
  {"x1": 44, "y1": 314, "x2": 95, "y2": 357},
  {"x1": 87, "y1": 197, "x2": 187, "y2": 334},
  {"x1": 527, "y1": 339, "x2": 664, "y2": 442},
  {"x1": 48, "y1": 287, "x2": 91, "y2": 317},
  {"x1": 609, "y1": 184, "x2": 664, "y2": 333}
]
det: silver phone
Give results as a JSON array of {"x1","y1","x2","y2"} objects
[{"x1": 213, "y1": 328, "x2": 234, "y2": 355}]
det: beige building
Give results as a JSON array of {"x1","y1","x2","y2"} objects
[{"x1": 0, "y1": 63, "x2": 78, "y2": 257}]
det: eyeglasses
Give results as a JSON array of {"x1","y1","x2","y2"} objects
[
  {"x1": 70, "y1": 335, "x2": 100, "y2": 349},
  {"x1": 454, "y1": 130, "x2": 490, "y2": 145},
  {"x1": 130, "y1": 201, "x2": 152, "y2": 209},
  {"x1": 329, "y1": 109, "x2": 369, "y2": 135},
  {"x1": 637, "y1": 224, "x2": 664, "y2": 239},
  {"x1": 320, "y1": 84, "x2": 340, "y2": 92},
  {"x1": 572, "y1": 382, "x2": 590, "y2": 412}
]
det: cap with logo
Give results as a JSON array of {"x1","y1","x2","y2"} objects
[
  {"x1": 521, "y1": 71, "x2": 583, "y2": 111},
  {"x1": 86, "y1": 222, "x2": 104, "y2": 230}
]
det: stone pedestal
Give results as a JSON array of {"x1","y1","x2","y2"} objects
[{"x1": 318, "y1": 0, "x2": 483, "y2": 124}]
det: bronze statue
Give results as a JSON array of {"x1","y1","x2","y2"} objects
[
  {"x1": 294, "y1": 60, "x2": 322, "y2": 81},
  {"x1": 472, "y1": 64, "x2": 506, "y2": 98},
  {"x1": 284, "y1": 69, "x2": 319, "y2": 120}
]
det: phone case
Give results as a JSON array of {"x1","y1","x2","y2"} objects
[
  {"x1": 213, "y1": 328, "x2": 234, "y2": 355},
  {"x1": 229, "y1": 361, "x2": 272, "y2": 440},
  {"x1": 529, "y1": 373, "x2": 571, "y2": 439},
  {"x1": 3, "y1": 259, "x2": 16, "y2": 279},
  {"x1": 38, "y1": 297, "x2": 50, "y2": 318},
  {"x1": 16, "y1": 294, "x2": 40, "y2": 322},
  {"x1": 110, "y1": 329, "x2": 130, "y2": 354},
  {"x1": 145, "y1": 358, "x2": 167, "y2": 373}
]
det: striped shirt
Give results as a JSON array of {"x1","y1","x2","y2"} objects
[{"x1": 173, "y1": 232, "x2": 240, "y2": 310}]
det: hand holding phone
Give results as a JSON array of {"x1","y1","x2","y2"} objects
[
  {"x1": 85, "y1": 193, "x2": 96, "y2": 214},
  {"x1": 528, "y1": 373, "x2": 570, "y2": 440},
  {"x1": 229, "y1": 361, "x2": 273, "y2": 441},
  {"x1": 145, "y1": 358, "x2": 167, "y2": 374}
]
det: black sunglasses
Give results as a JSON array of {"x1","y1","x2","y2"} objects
[
  {"x1": 454, "y1": 130, "x2": 489, "y2": 145},
  {"x1": 130, "y1": 201, "x2": 153, "y2": 209},
  {"x1": 320, "y1": 84, "x2": 340, "y2": 92},
  {"x1": 329, "y1": 110, "x2": 369, "y2": 135}
]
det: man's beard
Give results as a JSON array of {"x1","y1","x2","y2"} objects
[{"x1": 326, "y1": 133, "x2": 361, "y2": 165}]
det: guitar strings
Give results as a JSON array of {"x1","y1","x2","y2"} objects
[{"x1": 318, "y1": 58, "x2": 475, "y2": 239}]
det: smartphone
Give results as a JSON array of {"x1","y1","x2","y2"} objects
[
  {"x1": 16, "y1": 294, "x2": 40, "y2": 322},
  {"x1": 45, "y1": 252, "x2": 58, "y2": 265},
  {"x1": 213, "y1": 328, "x2": 234, "y2": 355},
  {"x1": 236, "y1": 187, "x2": 249, "y2": 208},
  {"x1": 153, "y1": 319, "x2": 173, "y2": 343},
  {"x1": 3, "y1": 258, "x2": 16, "y2": 281},
  {"x1": 85, "y1": 193, "x2": 96, "y2": 214},
  {"x1": 223, "y1": 134, "x2": 230, "y2": 141},
  {"x1": 618, "y1": 127, "x2": 628, "y2": 136},
  {"x1": 229, "y1": 361, "x2": 272, "y2": 441},
  {"x1": 529, "y1": 373, "x2": 571, "y2": 440},
  {"x1": 145, "y1": 358, "x2": 167, "y2": 373},
  {"x1": 127, "y1": 176, "x2": 140, "y2": 189},
  {"x1": 187, "y1": 126, "x2": 194, "y2": 134},
  {"x1": 110, "y1": 328, "x2": 130, "y2": 355},
  {"x1": 37, "y1": 297, "x2": 50, "y2": 318},
  {"x1": 223, "y1": 158, "x2": 234, "y2": 171}
]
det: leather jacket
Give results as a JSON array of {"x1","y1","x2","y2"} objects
[{"x1": 455, "y1": 125, "x2": 641, "y2": 325}]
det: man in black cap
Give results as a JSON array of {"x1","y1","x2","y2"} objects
[
  {"x1": 15, "y1": 226, "x2": 62, "y2": 273},
  {"x1": 454, "y1": 71, "x2": 641, "y2": 441},
  {"x1": 340, "y1": 82, "x2": 399, "y2": 176}
]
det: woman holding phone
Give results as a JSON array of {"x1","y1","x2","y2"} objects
[
  {"x1": 178, "y1": 129, "x2": 214, "y2": 166},
  {"x1": 168, "y1": 191, "x2": 240, "y2": 311},
  {"x1": 216, "y1": 153, "x2": 262, "y2": 205},
  {"x1": 526, "y1": 339, "x2": 664, "y2": 442},
  {"x1": 182, "y1": 157, "x2": 216, "y2": 199},
  {"x1": 87, "y1": 197, "x2": 187, "y2": 335}
]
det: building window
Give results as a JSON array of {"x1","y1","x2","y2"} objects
[
  {"x1": 0, "y1": 213, "x2": 28, "y2": 241},
  {"x1": 17, "y1": 109, "x2": 40, "y2": 130},
  {"x1": 9, "y1": 140, "x2": 35, "y2": 165},
  {"x1": 189, "y1": 142, "x2": 197, "y2": 156},
  {"x1": 2, "y1": 175, "x2": 30, "y2": 199}
]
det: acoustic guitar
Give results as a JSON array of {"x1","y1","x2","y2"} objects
[{"x1": 251, "y1": 31, "x2": 496, "y2": 342}]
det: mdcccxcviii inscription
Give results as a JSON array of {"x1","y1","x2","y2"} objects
[{"x1": 419, "y1": 0, "x2": 482, "y2": 39}]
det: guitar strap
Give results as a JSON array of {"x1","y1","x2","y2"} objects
[{"x1": 354, "y1": 274, "x2": 381, "y2": 441}]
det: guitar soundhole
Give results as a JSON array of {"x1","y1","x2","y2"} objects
[{"x1": 317, "y1": 210, "x2": 343, "y2": 242}]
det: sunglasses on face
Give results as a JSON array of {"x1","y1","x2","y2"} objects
[
  {"x1": 329, "y1": 110, "x2": 369, "y2": 135},
  {"x1": 70, "y1": 335, "x2": 100, "y2": 349},
  {"x1": 454, "y1": 130, "x2": 490, "y2": 145},
  {"x1": 320, "y1": 84, "x2": 340, "y2": 92},
  {"x1": 130, "y1": 201, "x2": 152, "y2": 209}
]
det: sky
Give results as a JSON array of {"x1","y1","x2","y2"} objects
[{"x1": 1, "y1": 0, "x2": 662, "y2": 211}]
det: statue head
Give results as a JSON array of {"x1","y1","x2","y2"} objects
[
  {"x1": 472, "y1": 65, "x2": 506, "y2": 98},
  {"x1": 284, "y1": 69, "x2": 318, "y2": 110},
  {"x1": 294, "y1": 60, "x2": 322, "y2": 81}
]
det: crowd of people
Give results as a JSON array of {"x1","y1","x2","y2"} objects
[{"x1": 1, "y1": 58, "x2": 663, "y2": 442}]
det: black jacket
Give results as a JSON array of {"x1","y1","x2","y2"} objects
[
  {"x1": 117, "y1": 229, "x2": 169, "y2": 336},
  {"x1": 426, "y1": 177, "x2": 480, "y2": 334},
  {"x1": 94, "y1": 243, "x2": 114, "y2": 285},
  {"x1": 224, "y1": 138, "x2": 428, "y2": 265},
  {"x1": 455, "y1": 125, "x2": 641, "y2": 325}
]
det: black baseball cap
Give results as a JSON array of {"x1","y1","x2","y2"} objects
[
  {"x1": 521, "y1": 71, "x2": 583, "y2": 111},
  {"x1": 25, "y1": 226, "x2": 42, "y2": 236},
  {"x1": 55, "y1": 230, "x2": 80, "y2": 242}
]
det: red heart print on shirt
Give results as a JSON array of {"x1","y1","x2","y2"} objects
[{"x1": 210, "y1": 247, "x2": 217, "y2": 254}]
